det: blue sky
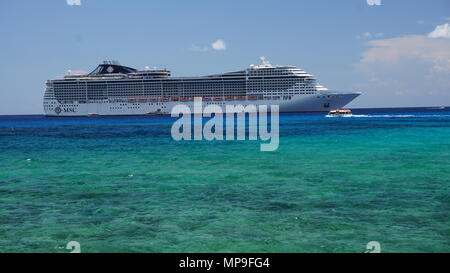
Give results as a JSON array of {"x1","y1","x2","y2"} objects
[{"x1": 0, "y1": 0, "x2": 449, "y2": 114}]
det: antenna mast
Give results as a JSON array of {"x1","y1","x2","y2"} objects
[{"x1": 260, "y1": 56, "x2": 272, "y2": 67}]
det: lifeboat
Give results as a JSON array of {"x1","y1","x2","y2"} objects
[{"x1": 146, "y1": 109, "x2": 162, "y2": 115}]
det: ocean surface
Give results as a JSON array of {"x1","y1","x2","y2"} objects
[{"x1": 0, "y1": 107, "x2": 449, "y2": 253}]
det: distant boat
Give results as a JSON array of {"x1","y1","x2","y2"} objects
[
  {"x1": 428, "y1": 106, "x2": 446, "y2": 110},
  {"x1": 326, "y1": 109, "x2": 352, "y2": 117},
  {"x1": 87, "y1": 112, "x2": 99, "y2": 116}
]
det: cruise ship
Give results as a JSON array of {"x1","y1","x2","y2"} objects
[{"x1": 43, "y1": 57, "x2": 360, "y2": 116}]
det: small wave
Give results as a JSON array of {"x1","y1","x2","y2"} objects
[{"x1": 346, "y1": 114, "x2": 450, "y2": 118}]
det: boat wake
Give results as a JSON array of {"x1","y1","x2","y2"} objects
[{"x1": 329, "y1": 114, "x2": 450, "y2": 118}]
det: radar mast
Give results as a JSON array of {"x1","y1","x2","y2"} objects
[{"x1": 259, "y1": 56, "x2": 272, "y2": 67}]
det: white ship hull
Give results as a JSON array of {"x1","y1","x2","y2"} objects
[{"x1": 44, "y1": 92, "x2": 360, "y2": 116}]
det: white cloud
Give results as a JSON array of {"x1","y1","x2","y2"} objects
[
  {"x1": 190, "y1": 39, "x2": 227, "y2": 52},
  {"x1": 66, "y1": 0, "x2": 81, "y2": 6},
  {"x1": 374, "y1": 33, "x2": 384, "y2": 38},
  {"x1": 356, "y1": 32, "x2": 383, "y2": 39},
  {"x1": 358, "y1": 32, "x2": 372, "y2": 39},
  {"x1": 428, "y1": 23, "x2": 450, "y2": 39},
  {"x1": 354, "y1": 34, "x2": 450, "y2": 107},
  {"x1": 358, "y1": 35, "x2": 450, "y2": 70},
  {"x1": 366, "y1": 0, "x2": 381, "y2": 6},
  {"x1": 190, "y1": 45, "x2": 209, "y2": 52},
  {"x1": 211, "y1": 39, "x2": 226, "y2": 51}
]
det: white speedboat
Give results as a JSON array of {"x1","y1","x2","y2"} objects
[{"x1": 326, "y1": 109, "x2": 352, "y2": 117}]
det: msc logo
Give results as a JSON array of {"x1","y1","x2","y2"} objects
[
  {"x1": 54, "y1": 107, "x2": 75, "y2": 114},
  {"x1": 366, "y1": 0, "x2": 381, "y2": 5}
]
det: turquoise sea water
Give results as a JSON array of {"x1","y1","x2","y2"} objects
[{"x1": 0, "y1": 108, "x2": 449, "y2": 253}]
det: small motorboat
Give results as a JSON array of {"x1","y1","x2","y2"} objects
[
  {"x1": 87, "y1": 112, "x2": 99, "y2": 116},
  {"x1": 326, "y1": 109, "x2": 352, "y2": 117}
]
